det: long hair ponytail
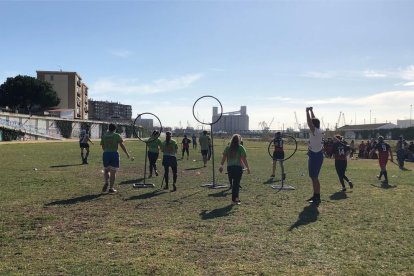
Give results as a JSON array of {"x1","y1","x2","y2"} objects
[{"x1": 229, "y1": 134, "x2": 240, "y2": 155}]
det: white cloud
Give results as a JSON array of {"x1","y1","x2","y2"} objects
[
  {"x1": 90, "y1": 73, "x2": 203, "y2": 96},
  {"x1": 399, "y1": 65, "x2": 414, "y2": 80},
  {"x1": 363, "y1": 70, "x2": 387, "y2": 78},
  {"x1": 109, "y1": 49, "x2": 133, "y2": 58},
  {"x1": 304, "y1": 71, "x2": 335, "y2": 79},
  {"x1": 402, "y1": 82, "x2": 414, "y2": 87}
]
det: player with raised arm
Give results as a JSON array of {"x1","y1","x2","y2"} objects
[
  {"x1": 332, "y1": 135, "x2": 353, "y2": 192},
  {"x1": 306, "y1": 107, "x2": 324, "y2": 204}
]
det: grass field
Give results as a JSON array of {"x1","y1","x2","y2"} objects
[{"x1": 1, "y1": 139, "x2": 413, "y2": 275}]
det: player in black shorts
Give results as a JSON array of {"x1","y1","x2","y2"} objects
[
  {"x1": 271, "y1": 132, "x2": 286, "y2": 180},
  {"x1": 332, "y1": 135, "x2": 353, "y2": 192}
]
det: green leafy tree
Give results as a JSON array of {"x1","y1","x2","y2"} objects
[{"x1": 0, "y1": 75, "x2": 60, "y2": 113}]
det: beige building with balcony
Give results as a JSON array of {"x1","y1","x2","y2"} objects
[{"x1": 36, "y1": 71, "x2": 89, "y2": 119}]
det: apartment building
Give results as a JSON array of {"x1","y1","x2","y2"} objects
[
  {"x1": 88, "y1": 99, "x2": 132, "y2": 122},
  {"x1": 36, "y1": 71, "x2": 88, "y2": 119}
]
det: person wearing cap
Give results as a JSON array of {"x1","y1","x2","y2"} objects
[
  {"x1": 147, "y1": 130, "x2": 162, "y2": 177},
  {"x1": 306, "y1": 107, "x2": 324, "y2": 204},
  {"x1": 181, "y1": 134, "x2": 192, "y2": 160},
  {"x1": 100, "y1": 123, "x2": 132, "y2": 193},
  {"x1": 161, "y1": 131, "x2": 178, "y2": 191},
  {"x1": 370, "y1": 136, "x2": 393, "y2": 185},
  {"x1": 270, "y1": 131, "x2": 286, "y2": 181},
  {"x1": 332, "y1": 135, "x2": 353, "y2": 192}
]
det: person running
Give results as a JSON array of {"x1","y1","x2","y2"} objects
[
  {"x1": 79, "y1": 126, "x2": 93, "y2": 164},
  {"x1": 100, "y1": 123, "x2": 131, "y2": 193},
  {"x1": 219, "y1": 134, "x2": 251, "y2": 205},
  {"x1": 147, "y1": 130, "x2": 162, "y2": 177},
  {"x1": 181, "y1": 134, "x2": 192, "y2": 160},
  {"x1": 192, "y1": 133, "x2": 197, "y2": 149},
  {"x1": 199, "y1": 130, "x2": 211, "y2": 167},
  {"x1": 306, "y1": 107, "x2": 324, "y2": 204},
  {"x1": 270, "y1": 132, "x2": 286, "y2": 181},
  {"x1": 332, "y1": 135, "x2": 353, "y2": 192},
  {"x1": 161, "y1": 131, "x2": 178, "y2": 192},
  {"x1": 370, "y1": 136, "x2": 393, "y2": 185}
]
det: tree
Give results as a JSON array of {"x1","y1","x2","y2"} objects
[{"x1": 0, "y1": 75, "x2": 60, "y2": 113}]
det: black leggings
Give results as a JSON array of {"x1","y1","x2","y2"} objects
[
  {"x1": 148, "y1": 151, "x2": 159, "y2": 174},
  {"x1": 162, "y1": 155, "x2": 177, "y2": 185},
  {"x1": 335, "y1": 159, "x2": 349, "y2": 187},
  {"x1": 227, "y1": 166, "x2": 243, "y2": 201}
]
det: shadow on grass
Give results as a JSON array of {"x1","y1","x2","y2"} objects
[
  {"x1": 329, "y1": 191, "x2": 348, "y2": 200},
  {"x1": 199, "y1": 204, "x2": 234, "y2": 220},
  {"x1": 125, "y1": 190, "x2": 167, "y2": 201},
  {"x1": 184, "y1": 166, "x2": 205, "y2": 171},
  {"x1": 263, "y1": 178, "x2": 280, "y2": 184},
  {"x1": 119, "y1": 178, "x2": 145, "y2": 185},
  {"x1": 370, "y1": 183, "x2": 397, "y2": 189},
  {"x1": 288, "y1": 204, "x2": 319, "y2": 231},
  {"x1": 49, "y1": 164, "x2": 83, "y2": 168},
  {"x1": 45, "y1": 194, "x2": 103, "y2": 206}
]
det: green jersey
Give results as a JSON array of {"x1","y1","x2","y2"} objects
[
  {"x1": 162, "y1": 139, "x2": 178, "y2": 156},
  {"x1": 199, "y1": 134, "x2": 211, "y2": 150},
  {"x1": 147, "y1": 138, "x2": 162, "y2": 153},
  {"x1": 100, "y1": 132, "x2": 123, "y2": 152},
  {"x1": 223, "y1": 145, "x2": 247, "y2": 167}
]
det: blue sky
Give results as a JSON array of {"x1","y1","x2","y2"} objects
[{"x1": 1, "y1": 0, "x2": 414, "y2": 130}]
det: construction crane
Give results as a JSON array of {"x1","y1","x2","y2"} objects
[
  {"x1": 321, "y1": 117, "x2": 327, "y2": 130},
  {"x1": 336, "y1": 111, "x2": 342, "y2": 129},
  {"x1": 268, "y1": 117, "x2": 274, "y2": 130},
  {"x1": 342, "y1": 113, "x2": 347, "y2": 126},
  {"x1": 294, "y1": 112, "x2": 300, "y2": 131}
]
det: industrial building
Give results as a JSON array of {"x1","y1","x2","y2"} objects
[{"x1": 212, "y1": 106, "x2": 249, "y2": 133}]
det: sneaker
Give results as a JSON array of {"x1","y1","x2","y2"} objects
[
  {"x1": 102, "y1": 183, "x2": 108, "y2": 193},
  {"x1": 270, "y1": 174, "x2": 275, "y2": 178},
  {"x1": 342, "y1": 187, "x2": 347, "y2": 192},
  {"x1": 163, "y1": 185, "x2": 169, "y2": 190},
  {"x1": 376, "y1": 175, "x2": 381, "y2": 180},
  {"x1": 232, "y1": 201, "x2": 241, "y2": 205},
  {"x1": 306, "y1": 196, "x2": 315, "y2": 202},
  {"x1": 308, "y1": 196, "x2": 321, "y2": 204},
  {"x1": 348, "y1": 181, "x2": 353, "y2": 189},
  {"x1": 108, "y1": 188, "x2": 117, "y2": 193},
  {"x1": 172, "y1": 184, "x2": 177, "y2": 192},
  {"x1": 155, "y1": 171, "x2": 159, "y2": 176}
]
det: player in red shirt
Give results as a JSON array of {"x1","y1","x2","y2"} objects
[
  {"x1": 370, "y1": 136, "x2": 393, "y2": 185},
  {"x1": 181, "y1": 134, "x2": 192, "y2": 160}
]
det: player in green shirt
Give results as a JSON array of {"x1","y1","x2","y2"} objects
[
  {"x1": 219, "y1": 134, "x2": 251, "y2": 205},
  {"x1": 100, "y1": 123, "x2": 132, "y2": 193},
  {"x1": 161, "y1": 131, "x2": 178, "y2": 191},
  {"x1": 199, "y1": 130, "x2": 211, "y2": 167},
  {"x1": 146, "y1": 130, "x2": 162, "y2": 177}
]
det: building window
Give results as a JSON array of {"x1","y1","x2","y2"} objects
[{"x1": 50, "y1": 75, "x2": 54, "y2": 81}]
